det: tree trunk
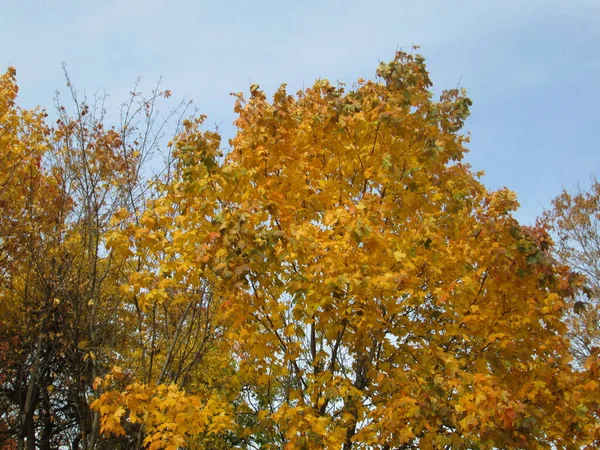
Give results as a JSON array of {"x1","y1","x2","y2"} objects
[
  {"x1": 87, "y1": 411, "x2": 100, "y2": 450},
  {"x1": 18, "y1": 331, "x2": 43, "y2": 450}
]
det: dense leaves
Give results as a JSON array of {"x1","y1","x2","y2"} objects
[{"x1": 2, "y1": 51, "x2": 600, "y2": 449}]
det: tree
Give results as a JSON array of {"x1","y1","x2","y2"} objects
[
  {"x1": 91, "y1": 51, "x2": 600, "y2": 449},
  {"x1": 0, "y1": 66, "x2": 61, "y2": 450},
  {"x1": 543, "y1": 178, "x2": 600, "y2": 367},
  {"x1": 0, "y1": 65, "x2": 190, "y2": 449}
]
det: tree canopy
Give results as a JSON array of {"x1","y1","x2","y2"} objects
[{"x1": 1, "y1": 51, "x2": 599, "y2": 449}]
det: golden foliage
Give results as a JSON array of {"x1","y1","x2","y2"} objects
[
  {"x1": 97, "y1": 51, "x2": 600, "y2": 448},
  {"x1": 3, "y1": 50, "x2": 600, "y2": 449}
]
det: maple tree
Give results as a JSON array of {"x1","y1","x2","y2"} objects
[
  {"x1": 2, "y1": 50, "x2": 600, "y2": 449},
  {"x1": 542, "y1": 179, "x2": 600, "y2": 367},
  {"x1": 95, "y1": 51, "x2": 600, "y2": 448}
]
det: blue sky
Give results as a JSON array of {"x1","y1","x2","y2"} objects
[{"x1": 2, "y1": 0, "x2": 599, "y2": 224}]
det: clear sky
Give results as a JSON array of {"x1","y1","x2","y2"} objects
[{"x1": 2, "y1": 0, "x2": 599, "y2": 224}]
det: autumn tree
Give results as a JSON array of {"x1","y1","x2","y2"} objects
[
  {"x1": 0, "y1": 66, "x2": 60, "y2": 449},
  {"x1": 90, "y1": 51, "x2": 600, "y2": 449},
  {"x1": 542, "y1": 179, "x2": 600, "y2": 367},
  {"x1": 0, "y1": 66, "x2": 196, "y2": 449}
]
